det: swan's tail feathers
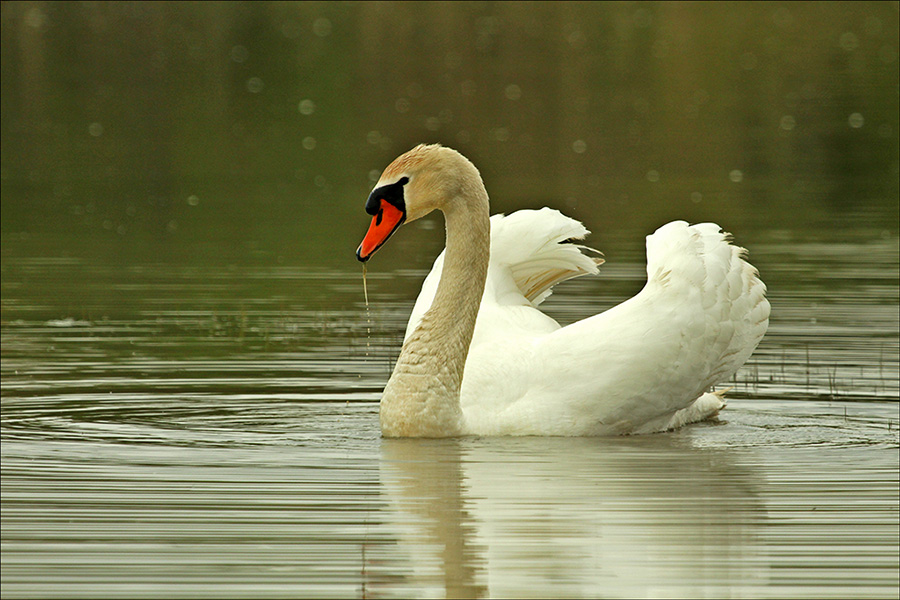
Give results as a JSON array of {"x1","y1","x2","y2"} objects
[
  {"x1": 645, "y1": 221, "x2": 770, "y2": 389},
  {"x1": 491, "y1": 208, "x2": 604, "y2": 305}
]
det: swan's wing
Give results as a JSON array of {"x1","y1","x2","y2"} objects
[
  {"x1": 404, "y1": 208, "x2": 602, "y2": 340},
  {"x1": 489, "y1": 208, "x2": 603, "y2": 306},
  {"x1": 460, "y1": 221, "x2": 770, "y2": 436}
]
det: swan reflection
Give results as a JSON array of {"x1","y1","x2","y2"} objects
[{"x1": 374, "y1": 433, "x2": 767, "y2": 598}]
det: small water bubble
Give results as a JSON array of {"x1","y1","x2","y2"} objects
[
  {"x1": 302, "y1": 136, "x2": 316, "y2": 150},
  {"x1": 504, "y1": 84, "x2": 522, "y2": 101},
  {"x1": 646, "y1": 169, "x2": 660, "y2": 183},
  {"x1": 187, "y1": 195, "x2": 200, "y2": 206},
  {"x1": 474, "y1": 20, "x2": 497, "y2": 52},
  {"x1": 88, "y1": 122, "x2": 104, "y2": 137},
  {"x1": 394, "y1": 98, "x2": 410, "y2": 113},
  {"x1": 848, "y1": 112, "x2": 865, "y2": 128},
  {"x1": 230, "y1": 45, "x2": 248, "y2": 63},
  {"x1": 780, "y1": 115, "x2": 796, "y2": 131},
  {"x1": 572, "y1": 139, "x2": 587, "y2": 154},
  {"x1": 490, "y1": 127, "x2": 510, "y2": 142},
  {"x1": 246, "y1": 77, "x2": 263, "y2": 93},
  {"x1": 314, "y1": 175, "x2": 327, "y2": 188},
  {"x1": 566, "y1": 27, "x2": 586, "y2": 48},
  {"x1": 729, "y1": 169, "x2": 744, "y2": 183},
  {"x1": 424, "y1": 117, "x2": 441, "y2": 131},
  {"x1": 368, "y1": 169, "x2": 380, "y2": 182},
  {"x1": 313, "y1": 18, "x2": 332, "y2": 37},
  {"x1": 839, "y1": 32, "x2": 859, "y2": 52},
  {"x1": 691, "y1": 191, "x2": 703, "y2": 204},
  {"x1": 25, "y1": 7, "x2": 46, "y2": 28},
  {"x1": 298, "y1": 99, "x2": 316, "y2": 115}
]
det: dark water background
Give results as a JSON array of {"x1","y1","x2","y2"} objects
[{"x1": 2, "y1": 3, "x2": 898, "y2": 598}]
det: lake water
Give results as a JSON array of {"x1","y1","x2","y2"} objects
[
  {"x1": 2, "y1": 223, "x2": 898, "y2": 599},
  {"x1": 2, "y1": 3, "x2": 898, "y2": 599}
]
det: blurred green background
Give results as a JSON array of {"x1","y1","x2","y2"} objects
[{"x1": 1, "y1": 1, "x2": 898, "y2": 271}]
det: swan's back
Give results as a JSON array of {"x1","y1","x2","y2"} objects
[{"x1": 458, "y1": 218, "x2": 770, "y2": 436}]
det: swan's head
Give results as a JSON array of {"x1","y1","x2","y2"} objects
[{"x1": 356, "y1": 144, "x2": 480, "y2": 262}]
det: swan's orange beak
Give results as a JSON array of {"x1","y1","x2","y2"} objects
[{"x1": 356, "y1": 200, "x2": 405, "y2": 262}]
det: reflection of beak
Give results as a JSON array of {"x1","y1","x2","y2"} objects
[{"x1": 356, "y1": 200, "x2": 406, "y2": 262}]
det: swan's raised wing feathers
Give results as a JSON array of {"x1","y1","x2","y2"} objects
[
  {"x1": 490, "y1": 208, "x2": 603, "y2": 305},
  {"x1": 405, "y1": 208, "x2": 603, "y2": 339}
]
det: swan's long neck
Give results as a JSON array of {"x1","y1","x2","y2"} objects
[{"x1": 380, "y1": 179, "x2": 490, "y2": 437}]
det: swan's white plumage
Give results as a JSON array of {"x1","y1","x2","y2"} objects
[
  {"x1": 405, "y1": 208, "x2": 601, "y2": 339},
  {"x1": 362, "y1": 144, "x2": 768, "y2": 437},
  {"x1": 404, "y1": 211, "x2": 768, "y2": 437}
]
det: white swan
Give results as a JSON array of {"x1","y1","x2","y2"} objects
[{"x1": 357, "y1": 144, "x2": 770, "y2": 437}]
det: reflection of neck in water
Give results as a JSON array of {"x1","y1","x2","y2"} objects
[
  {"x1": 378, "y1": 439, "x2": 487, "y2": 599},
  {"x1": 377, "y1": 436, "x2": 768, "y2": 599}
]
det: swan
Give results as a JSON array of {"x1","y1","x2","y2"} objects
[{"x1": 356, "y1": 144, "x2": 770, "y2": 437}]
